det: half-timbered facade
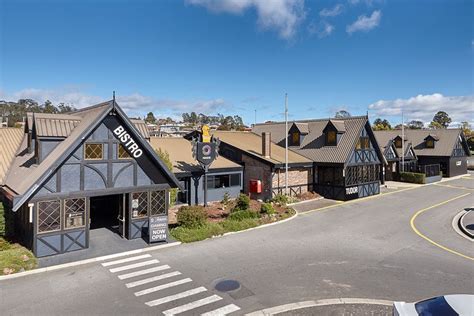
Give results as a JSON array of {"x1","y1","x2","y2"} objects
[
  {"x1": 0, "y1": 101, "x2": 180, "y2": 257},
  {"x1": 253, "y1": 116, "x2": 385, "y2": 200}
]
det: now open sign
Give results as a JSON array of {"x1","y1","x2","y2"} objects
[{"x1": 149, "y1": 216, "x2": 168, "y2": 243}]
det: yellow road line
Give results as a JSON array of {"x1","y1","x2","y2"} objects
[
  {"x1": 410, "y1": 193, "x2": 473, "y2": 261},
  {"x1": 300, "y1": 186, "x2": 418, "y2": 215},
  {"x1": 434, "y1": 183, "x2": 474, "y2": 191}
]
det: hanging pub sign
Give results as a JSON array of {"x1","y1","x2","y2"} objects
[
  {"x1": 149, "y1": 216, "x2": 168, "y2": 243},
  {"x1": 192, "y1": 125, "x2": 219, "y2": 168}
]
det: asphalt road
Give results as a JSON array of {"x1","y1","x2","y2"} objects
[{"x1": 1, "y1": 175, "x2": 473, "y2": 315}]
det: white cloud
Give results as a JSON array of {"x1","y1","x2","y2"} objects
[
  {"x1": 0, "y1": 88, "x2": 229, "y2": 119},
  {"x1": 346, "y1": 10, "x2": 381, "y2": 34},
  {"x1": 319, "y1": 4, "x2": 343, "y2": 17},
  {"x1": 308, "y1": 21, "x2": 335, "y2": 38},
  {"x1": 368, "y1": 93, "x2": 474, "y2": 125},
  {"x1": 186, "y1": 0, "x2": 306, "y2": 39}
]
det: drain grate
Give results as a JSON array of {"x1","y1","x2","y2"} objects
[{"x1": 214, "y1": 279, "x2": 241, "y2": 292}]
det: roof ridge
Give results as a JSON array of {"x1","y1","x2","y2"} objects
[{"x1": 254, "y1": 115, "x2": 367, "y2": 126}]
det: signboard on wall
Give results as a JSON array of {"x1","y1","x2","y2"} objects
[
  {"x1": 345, "y1": 186, "x2": 359, "y2": 200},
  {"x1": 149, "y1": 216, "x2": 168, "y2": 243}
]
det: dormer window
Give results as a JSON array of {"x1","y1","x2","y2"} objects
[
  {"x1": 326, "y1": 131, "x2": 337, "y2": 146},
  {"x1": 395, "y1": 139, "x2": 402, "y2": 148},
  {"x1": 424, "y1": 134, "x2": 438, "y2": 149},
  {"x1": 290, "y1": 131, "x2": 300, "y2": 146}
]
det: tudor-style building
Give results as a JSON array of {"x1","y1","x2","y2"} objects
[
  {"x1": 253, "y1": 116, "x2": 386, "y2": 200},
  {"x1": 374, "y1": 129, "x2": 470, "y2": 178},
  {"x1": 0, "y1": 101, "x2": 180, "y2": 257}
]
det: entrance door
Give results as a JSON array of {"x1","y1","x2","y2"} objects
[
  {"x1": 89, "y1": 194, "x2": 125, "y2": 237},
  {"x1": 118, "y1": 194, "x2": 127, "y2": 238}
]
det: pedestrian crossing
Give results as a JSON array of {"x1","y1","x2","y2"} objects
[{"x1": 100, "y1": 253, "x2": 241, "y2": 315}]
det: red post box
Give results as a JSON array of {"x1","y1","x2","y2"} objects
[{"x1": 249, "y1": 179, "x2": 262, "y2": 193}]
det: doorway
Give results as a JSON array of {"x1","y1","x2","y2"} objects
[{"x1": 89, "y1": 194, "x2": 126, "y2": 237}]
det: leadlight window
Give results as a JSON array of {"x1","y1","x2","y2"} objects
[
  {"x1": 84, "y1": 143, "x2": 103, "y2": 160},
  {"x1": 118, "y1": 144, "x2": 131, "y2": 159},
  {"x1": 395, "y1": 139, "x2": 402, "y2": 148},
  {"x1": 356, "y1": 137, "x2": 370, "y2": 150},
  {"x1": 64, "y1": 198, "x2": 86, "y2": 229},
  {"x1": 37, "y1": 200, "x2": 61, "y2": 233},
  {"x1": 345, "y1": 165, "x2": 380, "y2": 186},
  {"x1": 150, "y1": 191, "x2": 166, "y2": 216},
  {"x1": 425, "y1": 139, "x2": 434, "y2": 148},
  {"x1": 290, "y1": 132, "x2": 300, "y2": 146},
  {"x1": 326, "y1": 131, "x2": 337, "y2": 146},
  {"x1": 131, "y1": 192, "x2": 148, "y2": 218}
]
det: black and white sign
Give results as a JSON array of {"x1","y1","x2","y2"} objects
[
  {"x1": 345, "y1": 186, "x2": 359, "y2": 200},
  {"x1": 196, "y1": 142, "x2": 217, "y2": 167},
  {"x1": 149, "y1": 216, "x2": 168, "y2": 243}
]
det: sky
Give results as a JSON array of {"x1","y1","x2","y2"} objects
[{"x1": 0, "y1": 0, "x2": 472, "y2": 126}]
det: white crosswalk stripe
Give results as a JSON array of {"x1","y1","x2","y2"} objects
[
  {"x1": 201, "y1": 304, "x2": 241, "y2": 316},
  {"x1": 145, "y1": 287, "x2": 207, "y2": 307},
  {"x1": 101, "y1": 254, "x2": 152, "y2": 267},
  {"x1": 118, "y1": 265, "x2": 171, "y2": 280},
  {"x1": 125, "y1": 271, "x2": 182, "y2": 288},
  {"x1": 109, "y1": 259, "x2": 159, "y2": 273},
  {"x1": 102, "y1": 254, "x2": 240, "y2": 314},
  {"x1": 162, "y1": 295, "x2": 223, "y2": 315},
  {"x1": 134, "y1": 278, "x2": 193, "y2": 296}
]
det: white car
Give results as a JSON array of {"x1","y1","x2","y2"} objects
[{"x1": 393, "y1": 294, "x2": 474, "y2": 315}]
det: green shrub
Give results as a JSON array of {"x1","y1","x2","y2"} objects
[
  {"x1": 0, "y1": 203, "x2": 5, "y2": 236},
  {"x1": 399, "y1": 172, "x2": 426, "y2": 184},
  {"x1": 271, "y1": 194, "x2": 289, "y2": 205},
  {"x1": 176, "y1": 205, "x2": 207, "y2": 228},
  {"x1": 232, "y1": 193, "x2": 250, "y2": 212},
  {"x1": 220, "y1": 218, "x2": 259, "y2": 232},
  {"x1": 260, "y1": 203, "x2": 276, "y2": 215},
  {"x1": 170, "y1": 222, "x2": 224, "y2": 243},
  {"x1": 228, "y1": 209, "x2": 258, "y2": 221}
]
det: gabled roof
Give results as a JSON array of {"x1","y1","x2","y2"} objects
[
  {"x1": 149, "y1": 137, "x2": 242, "y2": 174},
  {"x1": 0, "y1": 128, "x2": 24, "y2": 184},
  {"x1": 252, "y1": 116, "x2": 369, "y2": 164},
  {"x1": 211, "y1": 131, "x2": 312, "y2": 167},
  {"x1": 293, "y1": 122, "x2": 309, "y2": 134},
  {"x1": 424, "y1": 134, "x2": 439, "y2": 141},
  {"x1": 3, "y1": 100, "x2": 181, "y2": 211},
  {"x1": 324, "y1": 120, "x2": 346, "y2": 133},
  {"x1": 373, "y1": 129, "x2": 469, "y2": 157},
  {"x1": 374, "y1": 132, "x2": 415, "y2": 159}
]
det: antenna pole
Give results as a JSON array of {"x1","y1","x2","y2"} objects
[
  {"x1": 254, "y1": 109, "x2": 257, "y2": 126},
  {"x1": 285, "y1": 93, "x2": 288, "y2": 195}
]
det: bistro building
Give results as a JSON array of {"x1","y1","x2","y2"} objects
[
  {"x1": 149, "y1": 137, "x2": 243, "y2": 205},
  {"x1": 0, "y1": 101, "x2": 181, "y2": 257},
  {"x1": 253, "y1": 116, "x2": 386, "y2": 200},
  {"x1": 374, "y1": 129, "x2": 470, "y2": 178}
]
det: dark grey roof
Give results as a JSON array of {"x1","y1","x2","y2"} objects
[
  {"x1": 33, "y1": 113, "x2": 82, "y2": 137},
  {"x1": 293, "y1": 122, "x2": 309, "y2": 134},
  {"x1": 373, "y1": 129, "x2": 469, "y2": 157},
  {"x1": 328, "y1": 120, "x2": 346, "y2": 133},
  {"x1": 4, "y1": 100, "x2": 181, "y2": 211},
  {"x1": 253, "y1": 116, "x2": 369, "y2": 164}
]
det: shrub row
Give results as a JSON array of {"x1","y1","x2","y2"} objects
[{"x1": 399, "y1": 172, "x2": 426, "y2": 184}]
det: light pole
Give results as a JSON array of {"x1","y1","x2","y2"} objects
[{"x1": 284, "y1": 93, "x2": 288, "y2": 195}]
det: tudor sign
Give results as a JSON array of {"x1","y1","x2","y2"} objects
[{"x1": 113, "y1": 126, "x2": 143, "y2": 158}]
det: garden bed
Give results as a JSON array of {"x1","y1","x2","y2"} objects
[{"x1": 170, "y1": 194, "x2": 296, "y2": 243}]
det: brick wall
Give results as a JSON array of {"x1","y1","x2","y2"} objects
[
  {"x1": 241, "y1": 153, "x2": 273, "y2": 201},
  {"x1": 272, "y1": 167, "x2": 311, "y2": 196}
]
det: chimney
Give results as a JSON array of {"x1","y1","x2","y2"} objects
[{"x1": 262, "y1": 132, "x2": 271, "y2": 158}]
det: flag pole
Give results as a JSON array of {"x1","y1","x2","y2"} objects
[{"x1": 285, "y1": 93, "x2": 288, "y2": 195}]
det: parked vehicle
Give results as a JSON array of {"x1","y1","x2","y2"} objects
[{"x1": 393, "y1": 294, "x2": 474, "y2": 315}]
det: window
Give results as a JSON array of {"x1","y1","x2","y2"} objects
[
  {"x1": 131, "y1": 192, "x2": 148, "y2": 218},
  {"x1": 84, "y1": 143, "x2": 103, "y2": 160},
  {"x1": 326, "y1": 131, "x2": 337, "y2": 146},
  {"x1": 37, "y1": 200, "x2": 61, "y2": 233},
  {"x1": 356, "y1": 137, "x2": 370, "y2": 150},
  {"x1": 290, "y1": 132, "x2": 300, "y2": 146},
  {"x1": 345, "y1": 165, "x2": 380, "y2": 186},
  {"x1": 207, "y1": 174, "x2": 241, "y2": 189},
  {"x1": 118, "y1": 144, "x2": 131, "y2": 159},
  {"x1": 150, "y1": 191, "x2": 166, "y2": 216},
  {"x1": 426, "y1": 139, "x2": 434, "y2": 148},
  {"x1": 64, "y1": 198, "x2": 86, "y2": 229},
  {"x1": 395, "y1": 139, "x2": 402, "y2": 148}
]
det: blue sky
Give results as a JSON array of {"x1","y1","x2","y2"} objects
[{"x1": 1, "y1": 0, "x2": 472, "y2": 126}]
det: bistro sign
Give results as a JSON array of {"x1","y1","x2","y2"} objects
[{"x1": 113, "y1": 125, "x2": 143, "y2": 158}]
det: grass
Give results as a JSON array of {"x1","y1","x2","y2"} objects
[
  {"x1": 170, "y1": 208, "x2": 295, "y2": 243},
  {"x1": 0, "y1": 203, "x2": 38, "y2": 275}
]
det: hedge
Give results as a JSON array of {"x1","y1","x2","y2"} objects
[{"x1": 399, "y1": 172, "x2": 426, "y2": 184}]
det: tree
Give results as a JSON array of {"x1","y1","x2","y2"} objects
[
  {"x1": 155, "y1": 148, "x2": 177, "y2": 206},
  {"x1": 407, "y1": 120, "x2": 424, "y2": 129},
  {"x1": 372, "y1": 118, "x2": 392, "y2": 131},
  {"x1": 42, "y1": 100, "x2": 57, "y2": 113},
  {"x1": 431, "y1": 111, "x2": 451, "y2": 128},
  {"x1": 459, "y1": 121, "x2": 472, "y2": 137},
  {"x1": 335, "y1": 110, "x2": 351, "y2": 118},
  {"x1": 145, "y1": 112, "x2": 156, "y2": 124},
  {"x1": 428, "y1": 121, "x2": 443, "y2": 129}
]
